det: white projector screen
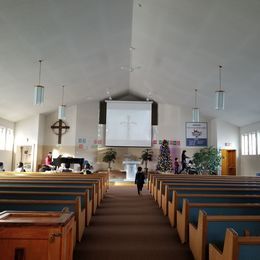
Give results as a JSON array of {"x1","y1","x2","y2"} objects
[{"x1": 105, "y1": 101, "x2": 152, "y2": 147}]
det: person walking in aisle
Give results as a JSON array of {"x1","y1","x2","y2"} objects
[
  {"x1": 179, "y1": 150, "x2": 189, "y2": 174},
  {"x1": 135, "y1": 166, "x2": 145, "y2": 195}
]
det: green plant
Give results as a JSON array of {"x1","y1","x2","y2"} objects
[
  {"x1": 193, "y1": 146, "x2": 222, "y2": 175},
  {"x1": 140, "y1": 149, "x2": 153, "y2": 173},
  {"x1": 103, "y1": 148, "x2": 117, "y2": 169}
]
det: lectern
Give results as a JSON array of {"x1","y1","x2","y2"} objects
[
  {"x1": 0, "y1": 211, "x2": 75, "y2": 260},
  {"x1": 122, "y1": 161, "x2": 140, "y2": 181}
]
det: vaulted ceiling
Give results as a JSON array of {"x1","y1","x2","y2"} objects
[{"x1": 0, "y1": 0, "x2": 260, "y2": 126}]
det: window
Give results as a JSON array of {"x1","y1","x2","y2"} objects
[
  {"x1": 241, "y1": 134, "x2": 248, "y2": 155},
  {"x1": 258, "y1": 132, "x2": 260, "y2": 155},
  {"x1": 241, "y1": 134, "x2": 245, "y2": 155},
  {"x1": 242, "y1": 132, "x2": 259, "y2": 156},
  {"x1": 249, "y1": 132, "x2": 256, "y2": 155},
  {"x1": 5, "y1": 128, "x2": 14, "y2": 151},
  {"x1": 0, "y1": 127, "x2": 6, "y2": 150},
  {"x1": 0, "y1": 126, "x2": 14, "y2": 151}
]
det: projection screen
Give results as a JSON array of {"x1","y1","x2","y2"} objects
[{"x1": 105, "y1": 101, "x2": 152, "y2": 147}]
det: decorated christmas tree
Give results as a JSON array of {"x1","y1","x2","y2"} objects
[{"x1": 156, "y1": 139, "x2": 173, "y2": 172}]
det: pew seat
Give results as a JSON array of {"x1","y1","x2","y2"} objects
[
  {"x1": 168, "y1": 191, "x2": 260, "y2": 227},
  {"x1": 177, "y1": 200, "x2": 260, "y2": 243},
  {"x1": 189, "y1": 210, "x2": 260, "y2": 260},
  {"x1": 0, "y1": 183, "x2": 95, "y2": 216},
  {"x1": 163, "y1": 187, "x2": 260, "y2": 216},
  {"x1": 0, "y1": 180, "x2": 99, "y2": 213},
  {"x1": 209, "y1": 228, "x2": 260, "y2": 260},
  {"x1": 0, "y1": 189, "x2": 92, "y2": 226}
]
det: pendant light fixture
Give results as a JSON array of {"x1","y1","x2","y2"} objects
[
  {"x1": 58, "y1": 85, "x2": 66, "y2": 120},
  {"x1": 192, "y1": 89, "x2": 200, "y2": 122},
  {"x1": 34, "y1": 60, "x2": 45, "y2": 105},
  {"x1": 215, "y1": 65, "x2": 225, "y2": 110}
]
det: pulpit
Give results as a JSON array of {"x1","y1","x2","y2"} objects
[
  {"x1": 0, "y1": 211, "x2": 75, "y2": 260},
  {"x1": 122, "y1": 161, "x2": 140, "y2": 181}
]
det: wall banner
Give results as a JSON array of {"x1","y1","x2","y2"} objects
[{"x1": 186, "y1": 122, "x2": 208, "y2": 147}]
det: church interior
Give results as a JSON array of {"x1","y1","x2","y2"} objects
[{"x1": 0, "y1": 0, "x2": 260, "y2": 259}]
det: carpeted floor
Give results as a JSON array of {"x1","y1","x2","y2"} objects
[{"x1": 73, "y1": 184, "x2": 193, "y2": 260}]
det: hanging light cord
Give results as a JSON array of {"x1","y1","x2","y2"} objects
[
  {"x1": 38, "y1": 60, "x2": 43, "y2": 85},
  {"x1": 219, "y1": 65, "x2": 222, "y2": 91},
  {"x1": 194, "y1": 89, "x2": 198, "y2": 108},
  {"x1": 61, "y1": 85, "x2": 65, "y2": 106}
]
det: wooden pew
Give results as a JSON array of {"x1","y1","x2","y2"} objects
[
  {"x1": 166, "y1": 183, "x2": 260, "y2": 221},
  {"x1": 0, "y1": 181, "x2": 98, "y2": 215},
  {"x1": 158, "y1": 176, "x2": 260, "y2": 207},
  {"x1": 0, "y1": 173, "x2": 108, "y2": 245},
  {"x1": 0, "y1": 190, "x2": 92, "y2": 224},
  {"x1": 156, "y1": 177, "x2": 260, "y2": 205},
  {"x1": 167, "y1": 187, "x2": 260, "y2": 224},
  {"x1": 0, "y1": 211, "x2": 75, "y2": 260},
  {"x1": 0, "y1": 185, "x2": 92, "y2": 227},
  {"x1": 149, "y1": 174, "x2": 260, "y2": 200},
  {"x1": 160, "y1": 181, "x2": 260, "y2": 212},
  {"x1": 163, "y1": 186, "x2": 260, "y2": 216},
  {"x1": 189, "y1": 211, "x2": 260, "y2": 260},
  {"x1": 0, "y1": 172, "x2": 109, "y2": 202},
  {"x1": 168, "y1": 188, "x2": 260, "y2": 227},
  {"x1": 209, "y1": 228, "x2": 260, "y2": 260},
  {"x1": 148, "y1": 173, "x2": 260, "y2": 193},
  {"x1": 177, "y1": 200, "x2": 260, "y2": 243},
  {"x1": 0, "y1": 197, "x2": 83, "y2": 242},
  {"x1": 0, "y1": 172, "x2": 109, "y2": 197}
]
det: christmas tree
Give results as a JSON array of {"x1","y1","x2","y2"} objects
[{"x1": 156, "y1": 139, "x2": 173, "y2": 172}]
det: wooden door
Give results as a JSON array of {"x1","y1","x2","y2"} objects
[{"x1": 221, "y1": 149, "x2": 236, "y2": 175}]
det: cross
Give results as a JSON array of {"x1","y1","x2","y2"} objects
[
  {"x1": 120, "y1": 115, "x2": 136, "y2": 139},
  {"x1": 51, "y1": 119, "x2": 70, "y2": 144}
]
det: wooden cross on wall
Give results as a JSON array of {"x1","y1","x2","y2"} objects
[{"x1": 51, "y1": 119, "x2": 70, "y2": 144}]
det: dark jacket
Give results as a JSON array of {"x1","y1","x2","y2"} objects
[
  {"x1": 181, "y1": 153, "x2": 189, "y2": 163},
  {"x1": 135, "y1": 171, "x2": 145, "y2": 185}
]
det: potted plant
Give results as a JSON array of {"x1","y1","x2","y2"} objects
[
  {"x1": 103, "y1": 148, "x2": 117, "y2": 170},
  {"x1": 141, "y1": 148, "x2": 153, "y2": 174},
  {"x1": 193, "y1": 146, "x2": 222, "y2": 175}
]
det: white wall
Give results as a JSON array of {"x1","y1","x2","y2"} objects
[
  {"x1": 212, "y1": 119, "x2": 240, "y2": 175},
  {"x1": 75, "y1": 101, "x2": 99, "y2": 166},
  {"x1": 156, "y1": 103, "x2": 211, "y2": 158},
  {"x1": 14, "y1": 115, "x2": 41, "y2": 171},
  {"x1": 10, "y1": 101, "x2": 242, "y2": 174},
  {"x1": 0, "y1": 117, "x2": 14, "y2": 171},
  {"x1": 209, "y1": 119, "x2": 217, "y2": 147},
  {"x1": 240, "y1": 121, "x2": 260, "y2": 176},
  {"x1": 157, "y1": 103, "x2": 211, "y2": 145},
  {"x1": 215, "y1": 119, "x2": 240, "y2": 151},
  {"x1": 0, "y1": 118, "x2": 14, "y2": 129}
]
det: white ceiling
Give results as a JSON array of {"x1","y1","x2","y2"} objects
[{"x1": 0, "y1": 0, "x2": 260, "y2": 126}]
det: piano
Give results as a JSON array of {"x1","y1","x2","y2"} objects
[{"x1": 52, "y1": 157, "x2": 85, "y2": 170}]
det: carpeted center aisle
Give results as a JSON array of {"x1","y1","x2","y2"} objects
[{"x1": 73, "y1": 184, "x2": 193, "y2": 260}]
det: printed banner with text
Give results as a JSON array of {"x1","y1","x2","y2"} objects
[{"x1": 186, "y1": 122, "x2": 208, "y2": 147}]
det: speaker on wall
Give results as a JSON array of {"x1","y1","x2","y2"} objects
[
  {"x1": 99, "y1": 101, "x2": 107, "y2": 124},
  {"x1": 152, "y1": 102, "x2": 158, "y2": 125}
]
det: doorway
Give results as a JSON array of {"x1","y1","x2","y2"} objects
[
  {"x1": 221, "y1": 149, "x2": 236, "y2": 175},
  {"x1": 16, "y1": 145, "x2": 34, "y2": 171}
]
